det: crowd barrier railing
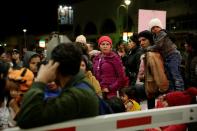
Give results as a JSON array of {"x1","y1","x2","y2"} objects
[{"x1": 4, "y1": 104, "x2": 197, "y2": 131}]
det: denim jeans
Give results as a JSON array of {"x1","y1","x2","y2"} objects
[{"x1": 165, "y1": 50, "x2": 184, "y2": 91}]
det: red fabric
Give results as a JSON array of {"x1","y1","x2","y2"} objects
[
  {"x1": 145, "y1": 128, "x2": 161, "y2": 131},
  {"x1": 155, "y1": 100, "x2": 165, "y2": 108},
  {"x1": 165, "y1": 91, "x2": 191, "y2": 106},
  {"x1": 161, "y1": 124, "x2": 187, "y2": 131},
  {"x1": 186, "y1": 87, "x2": 197, "y2": 96},
  {"x1": 165, "y1": 87, "x2": 197, "y2": 106},
  {"x1": 145, "y1": 124, "x2": 187, "y2": 131},
  {"x1": 98, "y1": 36, "x2": 112, "y2": 46}
]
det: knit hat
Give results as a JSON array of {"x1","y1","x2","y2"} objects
[
  {"x1": 165, "y1": 87, "x2": 197, "y2": 106},
  {"x1": 8, "y1": 67, "x2": 34, "y2": 92},
  {"x1": 75, "y1": 35, "x2": 87, "y2": 44},
  {"x1": 98, "y1": 36, "x2": 112, "y2": 46},
  {"x1": 138, "y1": 30, "x2": 154, "y2": 44},
  {"x1": 148, "y1": 18, "x2": 163, "y2": 31}
]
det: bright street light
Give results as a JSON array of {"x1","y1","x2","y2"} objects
[
  {"x1": 117, "y1": 0, "x2": 132, "y2": 42},
  {"x1": 124, "y1": 0, "x2": 131, "y2": 6},
  {"x1": 23, "y1": 29, "x2": 27, "y2": 33}
]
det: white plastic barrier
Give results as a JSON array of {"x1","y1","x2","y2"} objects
[{"x1": 4, "y1": 104, "x2": 197, "y2": 131}]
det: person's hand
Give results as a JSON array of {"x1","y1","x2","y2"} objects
[
  {"x1": 102, "y1": 88, "x2": 109, "y2": 92},
  {"x1": 35, "y1": 60, "x2": 59, "y2": 84},
  {"x1": 47, "y1": 81, "x2": 59, "y2": 91},
  {"x1": 136, "y1": 81, "x2": 144, "y2": 85},
  {"x1": 9, "y1": 99, "x2": 20, "y2": 114}
]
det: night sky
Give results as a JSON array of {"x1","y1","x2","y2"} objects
[{"x1": 0, "y1": 0, "x2": 60, "y2": 37}]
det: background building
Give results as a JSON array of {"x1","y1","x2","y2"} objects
[{"x1": 69, "y1": 0, "x2": 197, "y2": 44}]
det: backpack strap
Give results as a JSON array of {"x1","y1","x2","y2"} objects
[
  {"x1": 75, "y1": 82, "x2": 92, "y2": 91},
  {"x1": 74, "y1": 82, "x2": 113, "y2": 115}
]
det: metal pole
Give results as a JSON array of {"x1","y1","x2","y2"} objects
[
  {"x1": 23, "y1": 29, "x2": 27, "y2": 49},
  {"x1": 117, "y1": 5, "x2": 126, "y2": 38},
  {"x1": 24, "y1": 32, "x2": 26, "y2": 48},
  {"x1": 126, "y1": 5, "x2": 129, "y2": 42}
]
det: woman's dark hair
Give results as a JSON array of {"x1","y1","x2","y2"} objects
[
  {"x1": 105, "y1": 96, "x2": 125, "y2": 113},
  {"x1": 119, "y1": 87, "x2": 138, "y2": 101},
  {"x1": 81, "y1": 55, "x2": 92, "y2": 71},
  {"x1": 185, "y1": 33, "x2": 197, "y2": 50},
  {"x1": 138, "y1": 30, "x2": 154, "y2": 45},
  {"x1": 129, "y1": 32, "x2": 139, "y2": 46},
  {"x1": 51, "y1": 43, "x2": 82, "y2": 76}
]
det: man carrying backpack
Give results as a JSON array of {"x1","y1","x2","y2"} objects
[{"x1": 16, "y1": 43, "x2": 99, "y2": 129}]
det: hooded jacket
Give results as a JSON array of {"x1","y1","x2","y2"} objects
[
  {"x1": 93, "y1": 52, "x2": 129, "y2": 99},
  {"x1": 23, "y1": 51, "x2": 38, "y2": 68}
]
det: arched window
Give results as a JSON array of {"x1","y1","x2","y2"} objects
[
  {"x1": 122, "y1": 15, "x2": 133, "y2": 32},
  {"x1": 74, "y1": 24, "x2": 82, "y2": 37},
  {"x1": 100, "y1": 19, "x2": 116, "y2": 34},
  {"x1": 84, "y1": 22, "x2": 97, "y2": 35}
]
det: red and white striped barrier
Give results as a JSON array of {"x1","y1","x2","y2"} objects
[{"x1": 4, "y1": 104, "x2": 197, "y2": 131}]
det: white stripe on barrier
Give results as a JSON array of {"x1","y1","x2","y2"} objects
[{"x1": 4, "y1": 104, "x2": 197, "y2": 131}]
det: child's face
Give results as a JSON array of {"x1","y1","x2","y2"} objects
[
  {"x1": 120, "y1": 94, "x2": 129, "y2": 102},
  {"x1": 151, "y1": 26, "x2": 161, "y2": 34},
  {"x1": 29, "y1": 56, "x2": 41, "y2": 74},
  {"x1": 80, "y1": 60, "x2": 86, "y2": 73}
]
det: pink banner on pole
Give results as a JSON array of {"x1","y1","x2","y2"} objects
[{"x1": 138, "y1": 9, "x2": 166, "y2": 33}]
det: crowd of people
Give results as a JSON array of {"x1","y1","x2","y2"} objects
[{"x1": 0, "y1": 18, "x2": 197, "y2": 130}]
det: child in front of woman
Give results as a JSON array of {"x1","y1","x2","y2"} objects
[
  {"x1": 119, "y1": 87, "x2": 141, "y2": 112},
  {"x1": 80, "y1": 55, "x2": 102, "y2": 97}
]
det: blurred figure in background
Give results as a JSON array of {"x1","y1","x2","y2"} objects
[
  {"x1": 75, "y1": 35, "x2": 87, "y2": 44},
  {"x1": 115, "y1": 40, "x2": 128, "y2": 64},
  {"x1": 0, "y1": 60, "x2": 15, "y2": 129},
  {"x1": 80, "y1": 55, "x2": 102, "y2": 97},
  {"x1": 11, "y1": 49, "x2": 23, "y2": 68},
  {"x1": 87, "y1": 41, "x2": 101, "y2": 61},
  {"x1": 125, "y1": 33, "x2": 143, "y2": 86},
  {"x1": 23, "y1": 51, "x2": 41, "y2": 76},
  {"x1": 184, "y1": 34, "x2": 197, "y2": 88}
]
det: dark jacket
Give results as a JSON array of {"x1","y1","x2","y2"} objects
[
  {"x1": 16, "y1": 71, "x2": 99, "y2": 129},
  {"x1": 185, "y1": 51, "x2": 197, "y2": 87},
  {"x1": 126, "y1": 46, "x2": 143, "y2": 85}
]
